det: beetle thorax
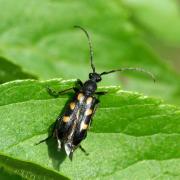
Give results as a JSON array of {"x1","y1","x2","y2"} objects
[{"x1": 82, "y1": 80, "x2": 97, "y2": 95}]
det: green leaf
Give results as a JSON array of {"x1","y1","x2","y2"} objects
[
  {"x1": 0, "y1": 56, "x2": 37, "y2": 84},
  {"x1": 122, "y1": 0, "x2": 180, "y2": 45},
  {"x1": 0, "y1": 153, "x2": 69, "y2": 180},
  {"x1": 0, "y1": 79, "x2": 179, "y2": 179}
]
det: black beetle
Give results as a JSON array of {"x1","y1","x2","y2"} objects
[{"x1": 37, "y1": 26, "x2": 155, "y2": 160}]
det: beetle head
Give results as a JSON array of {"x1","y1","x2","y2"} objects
[{"x1": 89, "y1": 72, "x2": 101, "y2": 82}]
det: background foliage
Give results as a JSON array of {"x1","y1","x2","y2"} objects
[{"x1": 0, "y1": 0, "x2": 179, "y2": 179}]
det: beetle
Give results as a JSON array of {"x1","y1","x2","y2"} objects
[{"x1": 37, "y1": 26, "x2": 155, "y2": 160}]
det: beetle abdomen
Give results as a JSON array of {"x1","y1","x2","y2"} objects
[
  {"x1": 56, "y1": 93, "x2": 82, "y2": 140},
  {"x1": 73, "y1": 96, "x2": 97, "y2": 146}
]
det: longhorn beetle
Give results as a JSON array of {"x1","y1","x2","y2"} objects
[{"x1": 37, "y1": 26, "x2": 155, "y2": 160}]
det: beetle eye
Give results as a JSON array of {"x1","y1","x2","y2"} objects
[
  {"x1": 89, "y1": 73, "x2": 93, "y2": 79},
  {"x1": 96, "y1": 76, "x2": 102, "y2": 82}
]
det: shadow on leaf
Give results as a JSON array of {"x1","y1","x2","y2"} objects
[{"x1": 43, "y1": 92, "x2": 75, "y2": 170}]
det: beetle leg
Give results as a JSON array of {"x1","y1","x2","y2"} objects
[
  {"x1": 73, "y1": 87, "x2": 79, "y2": 92},
  {"x1": 95, "y1": 91, "x2": 108, "y2": 96},
  {"x1": 76, "y1": 79, "x2": 83, "y2": 87},
  {"x1": 35, "y1": 119, "x2": 58, "y2": 146},
  {"x1": 47, "y1": 86, "x2": 75, "y2": 97},
  {"x1": 35, "y1": 135, "x2": 52, "y2": 145},
  {"x1": 73, "y1": 78, "x2": 84, "y2": 91},
  {"x1": 47, "y1": 79, "x2": 82, "y2": 97},
  {"x1": 79, "y1": 145, "x2": 89, "y2": 156}
]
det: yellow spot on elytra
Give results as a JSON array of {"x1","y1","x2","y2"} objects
[
  {"x1": 77, "y1": 93, "x2": 84, "y2": 101},
  {"x1": 81, "y1": 123, "x2": 88, "y2": 130},
  {"x1": 70, "y1": 102, "x2": 76, "y2": 110},
  {"x1": 86, "y1": 97, "x2": 93, "y2": 105},
  {"x1": 63, "y1": 116, "x2": 70, "y2": 122},
  {"x1": 85, "y1": 109, "x2": 93, "y2": 116}
]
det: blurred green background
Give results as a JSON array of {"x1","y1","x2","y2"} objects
[{"x1": 0, "y1": 0, "x2": 179, "y2": 105}]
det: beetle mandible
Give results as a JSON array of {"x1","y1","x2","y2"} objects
[{"x1": 37, "y1": 26, "x2": 155, "y2": 160}]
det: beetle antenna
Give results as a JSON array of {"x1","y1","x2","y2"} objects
[
  {"x1": 74, "y1": 25, "x2": 95, "y2": 73},
  {"x1": 100, "y1": 67, "x2": 156, "y2": 82}
]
